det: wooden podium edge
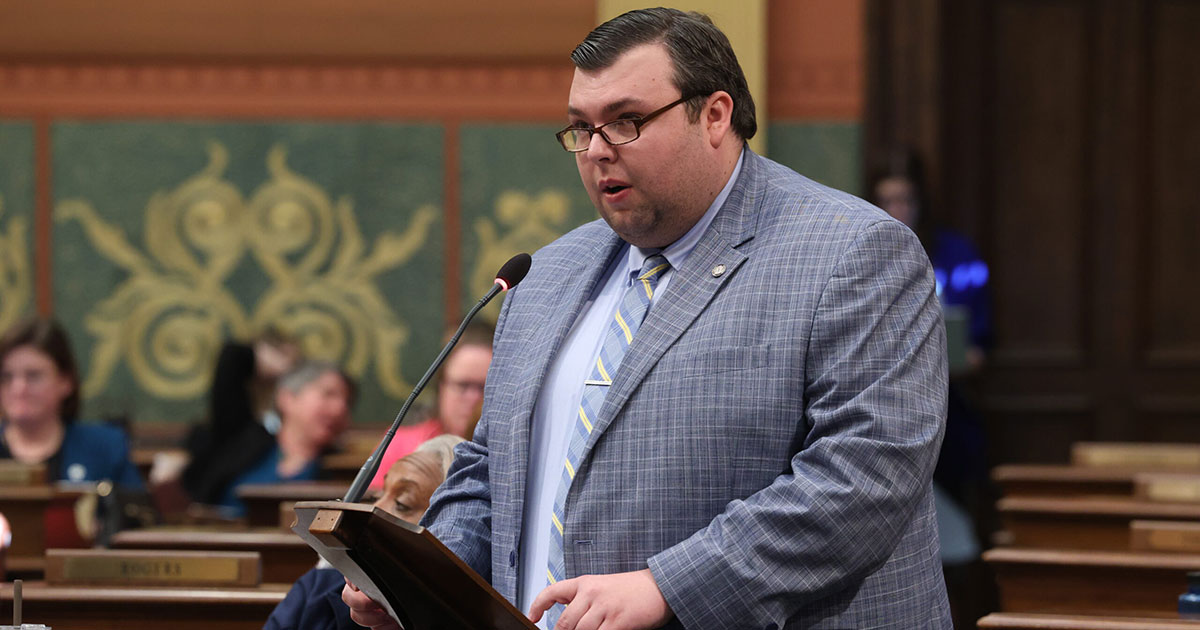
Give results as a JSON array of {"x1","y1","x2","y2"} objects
[{"x1": 291, "y1": 500, "x2": 537, "y2": 630}]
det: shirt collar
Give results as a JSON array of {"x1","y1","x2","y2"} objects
[{"x1": 624, "y1": 147, "x2": 745, "y2": 280}]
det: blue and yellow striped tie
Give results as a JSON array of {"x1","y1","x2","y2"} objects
[{"x1": 544, "y1": 254, "x2": 670, "y2": 626}]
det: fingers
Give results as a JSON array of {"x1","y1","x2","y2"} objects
[
  {"x1": 570, "y1": 602, "x2": 606, "y2": 630},
  {"x1": 341, "y1": 583, "x2": 398, "y2": 629},
  {"x1": 529, "y1": 579, "x2": 577, "y2": 623}
]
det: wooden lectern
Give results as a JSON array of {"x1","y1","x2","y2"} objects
[{"x1": 292, "y1": 500, "x2": 536, "y2": 630}]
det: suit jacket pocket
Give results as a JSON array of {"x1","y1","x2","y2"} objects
[{"x1": 673, "y1": 343, "x2": 771, "y2": 379}]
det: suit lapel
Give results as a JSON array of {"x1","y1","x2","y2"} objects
[{"x1": 580, "y1": 148, "x2": 765, "y2": 458}]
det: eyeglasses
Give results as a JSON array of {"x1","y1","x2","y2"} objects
[{"x1": 555, "y1": 94, "x2": 698, "y2": 152}]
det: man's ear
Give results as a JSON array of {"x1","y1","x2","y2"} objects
[{"x1": 704, "y1": 91, "x2": 735, "y2": 147}]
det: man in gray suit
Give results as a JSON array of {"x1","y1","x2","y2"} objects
[{"x1": 347, "y1": 8, "x2": 950, "y2": 629}]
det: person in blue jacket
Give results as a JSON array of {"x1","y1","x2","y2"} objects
[{"x1": 0, "y1": 316, "x2": 143, "y2": 489}]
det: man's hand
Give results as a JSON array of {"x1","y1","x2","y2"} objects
[
  {"x1": 528, "y1": 568, "x2": 673, "y2": 630},
  {"x1": 342, "y1": 579, "x2": 401, "y2": 630}
]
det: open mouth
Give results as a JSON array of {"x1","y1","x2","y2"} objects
[{"x1": 602, "y1": 184, "x2": 630, "y2": 195}]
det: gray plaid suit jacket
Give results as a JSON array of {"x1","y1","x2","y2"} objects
[{"x1": 424, "y1": 148, "x2": 952, "y2": 628}]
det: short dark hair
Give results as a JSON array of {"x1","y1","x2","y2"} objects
[
  {"x1": 0, "y1": 317, "x2": 81, "y2": 423},
  {"x1": 571, "y1": 7, "x2": 757, "y2": 140}
]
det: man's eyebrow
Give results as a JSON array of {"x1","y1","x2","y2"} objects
[{"x1": 567, "y1": 98, "x2": 645, "y2": 120}]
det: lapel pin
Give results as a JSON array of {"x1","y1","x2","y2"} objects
[{"x1": 712, "y1": 264, "x2": 726, "y2": 277}]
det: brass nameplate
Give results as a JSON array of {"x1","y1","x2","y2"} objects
[{"x1": 46, "y1": 550, "x2": 259, "y2": 587}]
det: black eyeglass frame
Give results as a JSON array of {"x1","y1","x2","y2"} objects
[{"x1": 555, "y1": 93, "x2": 704, "y2": 153}]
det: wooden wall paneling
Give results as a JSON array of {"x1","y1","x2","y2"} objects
[
  {"x1": 1135, "y1": 397, "x2": 1200, "y2": 443},
  {"x1": 1088, "y1": 0, "x2": 1146, "y2": 441},
  {"x1": 870, "y1": 0, "x2": 1200, "y2": 462},
  {"x1": 1144, "y1": 0, "x2": 1200, "y2": 368},
  {"x1": 989, "y1": 0, "x2": 1089, "y2": 370},
  {"x1": 984, "y1": 396, "x2": 1094, "y2": 464},
  {"x1": 864, "y1": 0, "x2": 942, "y2": 200},
  {"x1": 938, "y1": 0, "x2": 990, "y2": 242}
]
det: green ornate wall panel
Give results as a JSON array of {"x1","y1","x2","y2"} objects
[
  {"x1": 767, "y1": 122, "x2": 863, "y2": 198},
  {"x1": 0, "y1": 121, "x2": 35, "y2": 333},
  {"x1": 459, "y1": 124, "x2": 598, "y2": 321},
  {"x1": 51, "y1": 121, "x2": 444, "y2": 425}
]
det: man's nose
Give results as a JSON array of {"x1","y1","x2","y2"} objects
[{"x1": 585, "y1": 131, "x2": 616, "y2": 162}]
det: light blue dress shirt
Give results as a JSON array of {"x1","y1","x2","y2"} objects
[{"x1": 518, "y1": 150, "x2": 744, "y2": 622}]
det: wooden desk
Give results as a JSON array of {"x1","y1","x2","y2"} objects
[
  {"x1": 985, "y1": 548, "x2": 1200, "y2": 617},
  {"x1": 998, "y1": 496, "x2": 1200, "y2": 550},
  {"x1": 978, "y1": 613, "x2": 1200, "y2": 629},
  {"x1": 993, "y1": 465, "x2": 1137, "y2": 498},
  {"x1": 0, "y1": 580, "x2": 289, "y2": 630},
  {"x1": 237, "y1": 481, "x2": 349, "y2": 528},
  {"x1": 321, "y1": 452, "x2": 368, "y2": 483},
  {"x1": 0, "y1": 485, "x2": 91, "y2": 575},
  {"x1": 110, "y1": 527, "x2": 318, "y2": 583}
]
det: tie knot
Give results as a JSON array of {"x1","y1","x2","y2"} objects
[{"x1": 638, "y1": 254, "x2": 670, "y2": 282}]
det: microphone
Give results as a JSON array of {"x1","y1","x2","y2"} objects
[{"x1": 342, "y1": 253, "x2": 532, "y2": 503}]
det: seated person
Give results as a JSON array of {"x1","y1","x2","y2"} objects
[
  {"x1": 180, "y1": 330, "x2": 301, "y2": 504},
  {"x1": 0, "y1": 317, "x2": 142, "y2": 489},
  {"x1": 265, "y1": 434, "x2": 465, "y2": 630},
  {"x1": 202, "y1": 360, "x2": 355, "y2": 518},
  {"x1": 369, "y1": 322, "x2": 492, "y2": 489}
]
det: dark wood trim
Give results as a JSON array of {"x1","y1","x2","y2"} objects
[
  {"x1": 0, "y1": 62, "x2": 574, "y2": 121},
  {"x1": 444, "y1": 120, "x2": 461, "y2": 326},
  {"x1": 34, "y1": 114, "x2": 52, "y2": 315}
]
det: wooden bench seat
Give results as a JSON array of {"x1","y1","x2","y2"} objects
[
  {"x1": 0, "y1": 580, "x2": 289, "y2": 630},
  {"x1": 998, "y1": 496, "x2": 1200, "y2": 550},
  {"x1": 978, "y1": 612, "x2": 1200, "y2": 629},
  {"x1": 993, "y1": 465, "x2": 1138, "y2": 498},
  {"x1": 985, "y1": 548, "x2": 1200, "y2": 617}
]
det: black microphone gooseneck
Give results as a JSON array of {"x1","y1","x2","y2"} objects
[{"x1": 342, "y1": 253, "x2": 532, "y2": 503}]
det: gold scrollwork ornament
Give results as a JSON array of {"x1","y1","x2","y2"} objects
[
  {"x1": 57, "y1": 142, "x2": 435, "y2": 401},
  {"x1": 0, "y1": 195, "x2": 33, "y2": 334}
]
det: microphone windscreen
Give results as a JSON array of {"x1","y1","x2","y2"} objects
[{"x1": 495, "y1": 253, "x2": 532, "y2": 291}]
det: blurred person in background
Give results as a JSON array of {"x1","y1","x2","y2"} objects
[
  {"x1": 368, "y1": 322, "x2": 492, "y2": 489},
  {"x1": 0, "y1": 317, "x2": 142, "y2": 489},
  {"x1": 186, "y1": 360, "x2": 355, "y2": 518},
  {"x1": 265, "y1": 434, "x2": 465, "y2": 630},
  {"x1": 180, "y1": 330, "x2": 301, "y2": 500},
  {"x1": 871, "y1": 149, "x2": 992, "y2": 366}
]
